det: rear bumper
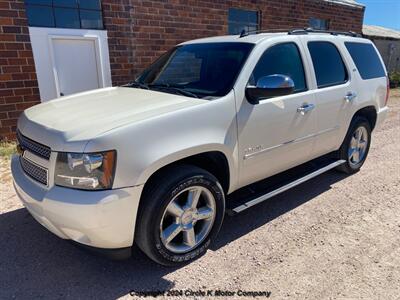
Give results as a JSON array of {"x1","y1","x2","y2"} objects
[
  {"x1": 375, "y1": 106, "x2": 389, "y2": 130},
  {"x1": 11, "y1": 155, "x2": 144, "y2": 250}
]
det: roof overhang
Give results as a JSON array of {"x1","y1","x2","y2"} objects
[{"x1": 323, "y1": 0, "x2": 365, "y2": 9}]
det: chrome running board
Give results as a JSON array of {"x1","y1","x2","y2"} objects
[{"x1": 230, "y1": 160, "x2": 346, "y2": 214}]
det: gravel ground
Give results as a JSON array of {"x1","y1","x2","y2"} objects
[{"x1": 0, "y1": 90, "x2": 399, "y2": 300}]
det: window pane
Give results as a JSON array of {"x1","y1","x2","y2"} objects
[
  {"x1": 228, "y1": 8, "x2": 240, "y2": 22},
  {"x1": 25, "y1": 4, "x2": 55, "y2": 27},
  {"x1": 54, "y1": 7, "x2": 80, "y2": 28},
  {"x1": 80, "y1": 10, "x2": 103, "y2": 29},
  {"x1": 308, "y1": 42, "x2": 348, "y2": 88},
  {"x1": 345, "y1": 42, "x2": 386, "y2": 80},
  {"x1": 250, "y1": 43, "x2": 307, "y2": 93},
  {"x1": 228, "y1": 8, "x2": 258, "y2": 34},
  {"x1": 25, "y1": 0, "x2": 52, "y2": 5},
  {"x1": 228, "y1": 23, "x2": 243, "y2": 35},
  {"x1": 246, "y1": 10, "x2": 258, "y2": 23},
  {"x1": 309, "y1": 18, "x2": 328, "y2": 30},
  {"x1": 156, "y1": 51, "x2": 202, "y2": 84},
  {"x1": 137, "y1": 43, "x2": 254, "y2": 97},
  {"x1": 79, "y1": 0, "x2": 101, "y2": 10},
  {"x1": 53, "y1": 0, "x2": 78, "y2": 8}
]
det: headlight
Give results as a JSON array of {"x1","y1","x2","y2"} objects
[{"x1": 55, "y1": 151, "x2": 116, "y2": 190}]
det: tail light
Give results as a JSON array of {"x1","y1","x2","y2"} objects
[{"x1": 385, "y1": 75, "x2": 390, "y2": 106}]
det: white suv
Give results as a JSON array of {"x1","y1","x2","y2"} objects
[{"x1": 11, "y1": 29, "x2": 389, "y2": 266}]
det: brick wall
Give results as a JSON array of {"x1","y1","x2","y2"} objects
[
  {"x1": 0, "y1": 0, "x2": 39, "y2": 141},
  {"x1": 0, "y1": 0, "x2": 364, "y2": 140},
  {"x1": 102, "y1": 0, "x2": 136, "y2": 86},
  {"x1": 124, "y1": 0, "x2": 365, "y2": 80}
]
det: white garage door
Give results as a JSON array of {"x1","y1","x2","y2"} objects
[{"x1": 52, "y1": 38, "x2": 101, "y2": 97}]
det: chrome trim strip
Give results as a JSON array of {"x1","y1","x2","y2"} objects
[
  {"x1": 244, "y1": 126, "x2": 340, "y2": 160},
  {"x1": 232, "y1": 159, "x2": 346, "y2": 213}
]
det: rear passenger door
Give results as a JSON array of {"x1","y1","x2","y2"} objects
[{"x1": 301, "y1": 37, "x2": 356, "y2": 157}]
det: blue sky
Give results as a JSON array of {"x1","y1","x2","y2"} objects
[{"x1": 359, "y1": 0, "x2": 400, "y2": 30}]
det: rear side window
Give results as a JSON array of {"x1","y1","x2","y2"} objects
[
  {"x1": 308, "y1": 41, "x2": 348, "y2": 88},
  {"x1": 345, "y1": 42, "x2": 386, "y2": 80},
  {"x1": 250, "y1": 42, "x2": 307, "y2": 93}
]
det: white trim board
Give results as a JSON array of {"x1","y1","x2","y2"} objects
[{"x1": 29, "y1": 27, "x2": 112, "y2": 102}]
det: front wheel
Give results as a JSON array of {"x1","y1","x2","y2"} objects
[
  {"x1": 135, "y1": 165, "x2": 225, "y2": 266},
  {"x1": 336, "y1": 116, "x2": 372, "y2": 174}
]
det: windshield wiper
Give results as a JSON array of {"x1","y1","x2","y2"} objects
[
  {"x1": 148, "y1": 83, "x2": 199, "y2": 99},
  {"x1": 124, "y1": 81, "x2": 149, "y2": 89}
]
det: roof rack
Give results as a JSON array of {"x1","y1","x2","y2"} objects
[
  {"x1": 288, "y1": 28, "x2": 362, "y2": 37},
  {"x1": 239, "y1": 27, "x2": 362, "y2": 38},
  {"x1": 239, "y1": 29, "x2": 289, "y2": 38}
]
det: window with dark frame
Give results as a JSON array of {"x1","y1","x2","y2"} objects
[
  {"x1": 309, "y1": 18, "x2": 329, "y2": 30},
  {"x1": 308, "y1": 41, "x2": 348, "y2": 88},
  {"x1": 345, "y1": 42, "x2": 386, "y2": 80},
  {"x1": 24, "y1": 0, "x2": 103, "y2": 30},
  {"x1": 250, "y1": 42, "x2": 307, "y2": 94},
  {"x1": 228, "y1": 8, "x2": 259, "y2": 35}
]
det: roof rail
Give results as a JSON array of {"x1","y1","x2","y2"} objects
[
  {"x1": 238, "y1": 27, "x2": 362, "y2": 38},
  {"x1": 288, "y1": 28, "x2": 362, "y2": 37},
  {"x1": 239, "y1": 28, "x2": 290, "y2": 38}
]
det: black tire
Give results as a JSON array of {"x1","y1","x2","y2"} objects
[
  {"x1": 336, "y1": 116, "x2": 372, "y2": 174},
  {"x1": 135, "y1": 164, "x2": 225, "y2": 266}
]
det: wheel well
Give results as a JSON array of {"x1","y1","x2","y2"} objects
[
  {"x1": 353, "y1": 106, "x2": 377, "y2": 131},
  {"x1": 143, "y1": 151, "x2": 230, "y2": 194}
]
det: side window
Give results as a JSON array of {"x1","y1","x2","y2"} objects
[
  {"x1": 345, "y1": 42, "x2": 386, "y2": 80},
  {"x1": 250, "y1": 43, "x2": 307, "y2": 93},
  {"x1": 308, "y1": 41, "x2": 348, "y2": 88}
]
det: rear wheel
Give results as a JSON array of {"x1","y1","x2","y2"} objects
[
  {"x1": 135, "y1": 165, "x2": 225, "y2": 266},
  {"x1": 336, "y1": 116, "x2": 371, "y2": 174}
]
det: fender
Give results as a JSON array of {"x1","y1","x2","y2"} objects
[{"x1": 136, "y1": 144, "x2": 236, "y2": 193}]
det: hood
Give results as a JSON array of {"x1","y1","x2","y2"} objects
[{"x1": 18, "y1": 87, "x2": 204, "y2": 151}]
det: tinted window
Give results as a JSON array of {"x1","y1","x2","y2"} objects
[
  {"x1": 25, "y1": 4, "x2": 54, "y2": 27},
  {"x1": 250, "y1": 43, "x2": 307, "y2": 93},
  {"x1": 53, "y1": 0, "x2": 78, "y2": 8},
  {"x1": 80, "y1": 0, "x2": 101, "y2": 10},
  {"x1": 309, "y1": 18, "x2": 329, "y2": 30},
  {"x1": 345, "y1": 42, "x2": 386, "y2": 80},
  {"x1": 80, "y1": 10, "x2": 103, "y2": 29},
  {"x1": 228, "y1": 8, "x2": 259, "y2": 35},
  {"x1": 54, "y1": 8, "x2": 80, "y2": 28},
  {"x1": 136, "y1": 43, "x2": 254, "y2": 98},
  {"x1": 24, "y1": 0, "x2": 103, "y2": 29},
  {"x1": 308, "y1": 42, "x2": 348, "y2": 88}
]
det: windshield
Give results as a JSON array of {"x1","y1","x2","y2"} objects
[{"x1": 134, "y1": 42, "x2": 254, "y2": 98}]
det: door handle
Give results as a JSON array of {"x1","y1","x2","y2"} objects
[
  {"x1": 297, "y1": 103, "x2": 315, "y2": 115},
  {"x1": 345, "y1": 91, "x2": 357, "y2": 102}
]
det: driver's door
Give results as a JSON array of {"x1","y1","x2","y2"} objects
[{"x1": 237, "y1": 41, "x2": 318, "y2": 188}]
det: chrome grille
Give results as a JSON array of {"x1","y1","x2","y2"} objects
[
  {"x1": 20, "y1": 156, "x2": 48, "y2": 186},
  {"x1": 17, "y1": 130, "x2": 51, "y2": 160}
]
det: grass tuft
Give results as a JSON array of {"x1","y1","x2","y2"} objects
[{"x1": 0, "y1": 141, "x2": 16, "y2": 158}]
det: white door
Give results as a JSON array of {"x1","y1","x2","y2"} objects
[
  {"x1": 302, "y1": 37, "x2": 357, "y2": 157},
  {"x1": 52, "y1": 38, "x2": 101, "y2": 97},
  {"x1": 237, "y1": 41, "x2": 318, "y2": 188}
]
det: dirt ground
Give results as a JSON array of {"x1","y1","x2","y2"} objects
[{"x1": 0, "y1": 90, "x2": 399, "y2": 300}]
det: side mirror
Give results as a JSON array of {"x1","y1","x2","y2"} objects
[{"x1": 246, "y1": 74, "x2": 295, "y2": 105}]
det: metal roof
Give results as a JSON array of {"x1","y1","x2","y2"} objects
[
  {"x1": 363, "y1": 25, "x2": 400, "y2": 40},
  {"x1": 324, "y1": 0, "x2": 364, "y2": 8}
]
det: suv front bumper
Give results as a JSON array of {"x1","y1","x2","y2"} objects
[{"x1": 11, "y1": 154, "x2": 143, "y2": 251}]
